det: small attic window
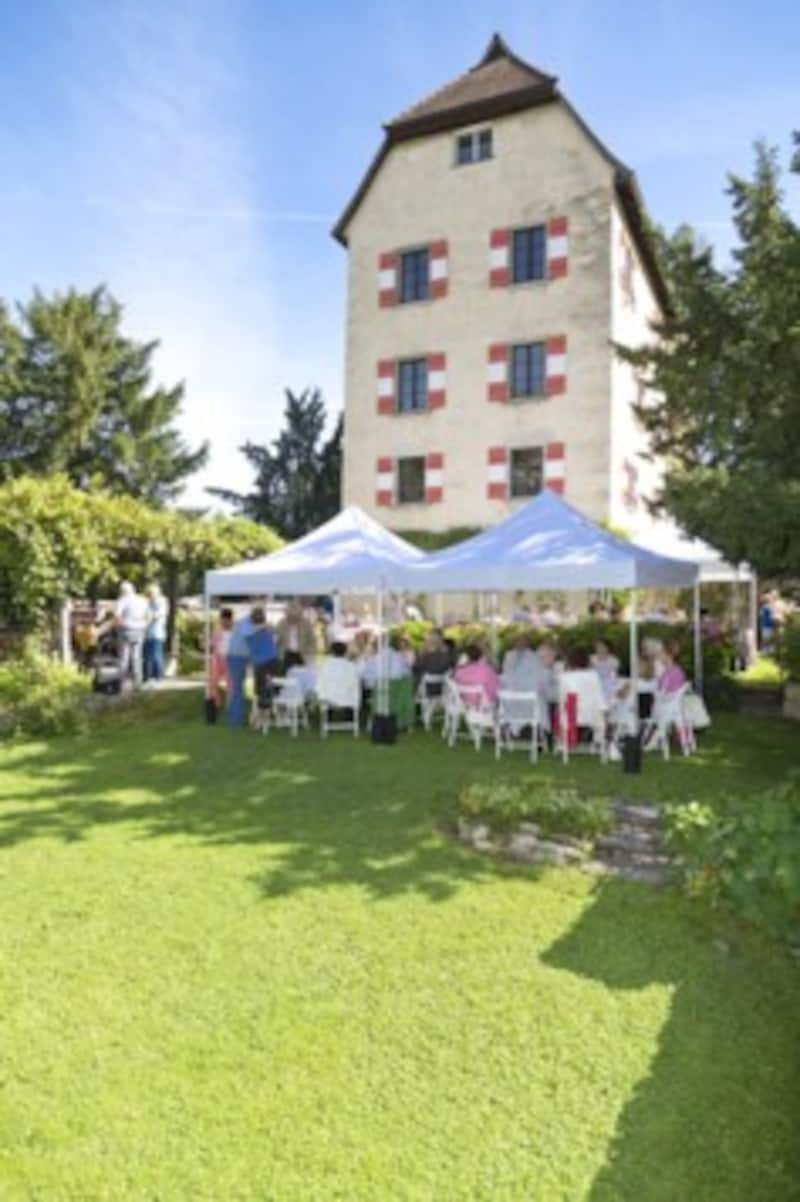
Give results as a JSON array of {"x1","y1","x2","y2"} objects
[{"x1": 455, "y1": 128, "x2": 493, "y2": 166}]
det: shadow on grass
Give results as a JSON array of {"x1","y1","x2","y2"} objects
[
  {"x1": 543, "y1": 882, "x2": 800, "y2": 1201},
  {"x1": 0, "y1": 709, "x2": 797, "y2": 906},
  {"x1": 0, "y1": 723, "x2": 547, "y2": 902}
]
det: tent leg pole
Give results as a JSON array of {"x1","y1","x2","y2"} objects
[
  {"x1": 630, "y1": 590, "x2": 639, "y2": 699},
  {"x1": 203, "y1": 588, "x2": 211, "y2": 698},
  {"x1": 377, "y1": 586, "x2": 385, "y2": 717},
  {"x1": 693, "y1": 581, "x2": 702, "y2": 694},
  {"x1": 749, "y1": 574, "x2": 758, "y2": 663}
]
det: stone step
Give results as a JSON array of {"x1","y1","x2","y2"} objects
[
  {"x1": 596, "y1": 830, "x2": 660, "y2": 855},
  {"x1": 612, "y1": 802, "x2": 662, "y2": 826}
]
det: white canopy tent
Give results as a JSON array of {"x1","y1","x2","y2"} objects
[
  {"x1": 205, "y1": 504, "x2": 425, "y2": 597},
  {"x1": 632, "y1": 521, "x2": 753, "y2": 585},
  {"x1": 204, "y1": 494, "x2": 707, "y2": 710},
  {"x1": 391, "y1": 490, "x2": 702, "y2": 690},
  {"x1": 392, "y1": 491, "x2": 699, "y2": 593},
  {"x1": 632, "y1": 521, "x2": 757, "y2": 667},
  {"x1": 204, "y1": 506, "x2": 426, "y2": 716}
]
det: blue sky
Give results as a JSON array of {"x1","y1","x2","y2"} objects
[{"x1": 2, "y1": 0, "x2": 798, "y2": 504}]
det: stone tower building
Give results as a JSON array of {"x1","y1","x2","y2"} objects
[{"x1": 333, "y1": 34, "x2": 665, "y2": 536}]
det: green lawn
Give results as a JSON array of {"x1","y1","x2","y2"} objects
[{"x1": 1, "y1": 699, "x2": 799, "y2": 1201}]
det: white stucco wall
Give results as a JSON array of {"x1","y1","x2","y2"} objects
[
  {"x1": 341, "y1": 99, "x2": 618, "y2": 531},
  {"x1": 608, "y1": 199, "x2": 665, "y2": 538}
]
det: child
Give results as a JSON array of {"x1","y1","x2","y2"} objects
[{"x1": 209, "y1": 608, "x2": 234, "y2": 707}]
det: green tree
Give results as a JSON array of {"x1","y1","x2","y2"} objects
[
  {"x1": 616, "y1": 142, "x2": 800, "y2": 580},
  {"x1": 0, "y1": 286, "x2": 207, "y2": 503},
  {"x1": 0, "y1": 476, "x2": 281, "y2": 637},
  {"x1": 208, "y1": 388, "x2": 342, "y2": 539}
]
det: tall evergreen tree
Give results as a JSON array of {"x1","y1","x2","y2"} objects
[
  {"x1": 208, "y1": 388, "x2": 342, "y2": 539},
  {"x1": 617, "y1": 141, "x2": 800, "y2": 580},
  {"x1": 0, "y1": 286, "x2": 207, "y2": 502}
]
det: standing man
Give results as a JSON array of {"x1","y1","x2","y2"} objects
[
  {"x1": 116, "y1": 581, "x2": 149, "y2": 689},
  {"x1": 226, "y1": 609, "x2": 255, "y2": 728},
  {"x1": 245, "y1": 608, "x2": 279, "y2": 704},
  {"x1": 143, "y1": 583, "x2": 170, "y2": 683},
  {"x1": 276, "y1": 600, "x2": 317, "y2": 671}
]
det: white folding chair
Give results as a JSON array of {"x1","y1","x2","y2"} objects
[
  {"x1": 645, "y1": 684, "x2": 696, "y2": 759},
  {"x1": 443, "y1": 679, "x2": 495, "y2": 751},
  {"x1": 319, "y1": 677, "x2": 361, "y2": 738},
  {"x1": 271, "y1": 676, "x2": 308, "y2": 737},
  {"x1": 557, "y1": 671, "x2": 608, "y2": 764},
  {"x1": 417, "y1": 673, "x2": 447, "y2": 731},
  {"x1": 495, "y1": 689, "x2": 541, "y2": 763}
]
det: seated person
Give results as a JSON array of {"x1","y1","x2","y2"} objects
[
  {"x1": 642, "y1": 643, "x2": 691, "y2": 752},
  {"x1": 316, "y1": 641, "x2": 361, "y2": 719},
  {"x1": 501, "y1": 632, "x2": 539, "y2": 682},
  {"x1": 348, "y1": 629, "x2": 373, "y2": 664},
  {"x1": 413, "y1": 629, "x2": 451, "y2": 691},
  {"x1": 501, "y1": 633, "x2": 555, "y2": 731},
  {"x1": 535, "y1": 638, "x2": 560, "y2": 696},
  {"x1": 276, "y1": 600, "x2": 317, "y2": 671},
  {"x1": 558, "y1": 647, "x2": 607, "y2": 746},
  {"x1": 453, "y1": 643, "x2": 499, "y2": 705},
  {"x1": 360, "y1": 636, "x2": 411, "y2": 688},
  {"x1": 590, "y1": 637, "x2": 620, "y2": 701},
  {"x1": 656, "y1": 643, "x2": 687, "y2": 696},
  {"x1": 397, "y1": 634, "x2": 416, "y2": 671}
]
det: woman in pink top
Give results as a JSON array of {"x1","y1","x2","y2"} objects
[
  {"x1": 657, "y1": 645, "x2": 687, "y2": 695},
  {"x1": 453, "y1": 644, "x2": 500, "y2": 704}
]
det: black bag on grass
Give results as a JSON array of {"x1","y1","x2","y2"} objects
[
  {"x1": 204, "y1": 697, "x2": 218, "y2": 725},
  {"x1": 370, "y1": 713, "x2": 397, "y2": 744},
  {"x1": 622, "y1": 734, "x2": 642, "y2": 774}
]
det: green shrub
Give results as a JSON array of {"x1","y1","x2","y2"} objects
[
  {"x1": 665, "y1": 781, "x2": 800, "y2": 944},
  {"x1": 777, "y1": 618, "x2": 800, "y2": 683},
  {"x1": 0, "y1": 645, "x2": 91, "y2": 737},
  {"x1": 176, "y1": 611, "x2": 206, "y2": 675},
  {"x1": 457, "y1": 777, "x2": 612, "y2": 839}
]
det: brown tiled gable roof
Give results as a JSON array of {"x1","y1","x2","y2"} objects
[
  {"x1": 332, "y1": 33, "x2": 669, "y2": 314},
  {"x1": 386, "y1": 33, "x2": 557, "y2": 138}
]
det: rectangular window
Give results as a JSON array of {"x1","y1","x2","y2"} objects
[
  {"x1": 397, "y1": 456, "x2": 426, "y2": 504},
  {"x1": 510, "y1": 342, "x2": 547, "y2": 399},
  {"x1": 512, "y1": 225, "x2": 547, "y2": 284},
  {"x1": 455, "y1": 128, "x2": 493, "y2": 166},
  {"x1": 397, "y1": 359, "x2": 428, "y2": 413},
  {"x1": 456, "y1": 134, "x2": 473, "y2": 165},
  {"x1": 400, "y1": 249, "x2": 430, "y2": 303},
  {"x1": 510, "y1": 447, "x2": 544, "y2": 499}
]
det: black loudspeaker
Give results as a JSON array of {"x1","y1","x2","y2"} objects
[
  {"x1": 370, "y1": 713, "x2": 398, "y2": 744},
  {"x1": 622, "y1": 734, "x2": 642, "y2": 774},
  {"x1": 204, "y1": 697, "x2": 218, "y2": 725}
]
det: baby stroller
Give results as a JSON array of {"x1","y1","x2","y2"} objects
[{"x1": 92, "y1": 629, "x2": 123, "y2": 695}]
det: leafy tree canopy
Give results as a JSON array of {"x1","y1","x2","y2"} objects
[
  {"x1": 208, "y1": 388, "x2": 342, "y2": 540},
  {"x1": 0, "y1": 286, "x2": 207, "y2": 503},
  {"x1": 617, "y1": 141, "x2": 800, "y2": 580},
  {"x1": 0, "y1": 475, "x2": 281, "y2": 633}
]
